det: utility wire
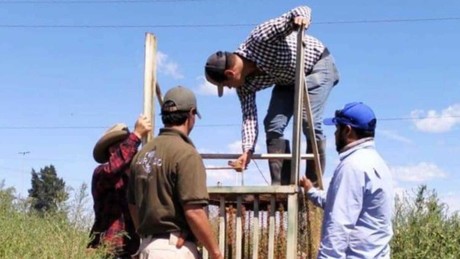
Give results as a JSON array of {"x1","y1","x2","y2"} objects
[
  {"x1": 252, "y1": 160, "x2": 269, "y2": 185},
  {"x1": 0, "y1": 115, "x2": 458, "y2": 130},
  {"x1": 0, "y1": 17, "x2": 459, "y2": 29},
  {"x1": 0, "y1": 0, "x2": 211, "y2": 3}
]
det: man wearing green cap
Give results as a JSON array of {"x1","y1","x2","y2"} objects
[{"x1": 128, "y1": 86, "x2": 222, "y2": 259}]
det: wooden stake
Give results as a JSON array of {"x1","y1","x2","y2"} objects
[{"x1": 143, "y1": 33, "x2": 157, "y2": 144}]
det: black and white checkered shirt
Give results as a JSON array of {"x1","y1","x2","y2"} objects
[{"x1": 235, "y1": 6, "x2": 326, "y2": 152}]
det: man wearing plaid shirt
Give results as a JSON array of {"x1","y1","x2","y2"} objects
[
  {"x1": 205, "y1": 6, "x2": 339, "y2": 185},
  {"x1": 88, "y1": 115, "x2": 151, "y2": 258}
]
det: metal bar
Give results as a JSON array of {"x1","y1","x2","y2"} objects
[
  {"x1": 201, "y1": 153, "x2": 314, "y2": 160},
  {"x1": 252, "y1": 196, "x2": 259, "y2": 259},
  {"x1": 219, "y1": 196, "x2": 226, "y2": 255},
  {"x1": 206, "y1": 166, "x2": 239, "y2": 171},
  {"x1": 208, "y1": 185, "x2": 298, "y2": 194},
  {"x1": 236, "y1": 196, "x2": 243, "y2": 259},
  {"x1": 268, "y1": 196, "x2": 276, "y2": 259}
]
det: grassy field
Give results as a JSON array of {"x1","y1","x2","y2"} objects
[
  {"x1": 1, "y1": 184, "x2": 459, "y2": 258},
  {"x1": 0, "y1": 183, "x2": 108, "y2": 259}
]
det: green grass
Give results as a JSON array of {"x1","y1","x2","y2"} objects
[
  {"x1": 0, "y1": 183, "x2": 108, "y2": 259},
  {"x1": 1, "y1": 183, "x2": 460, "y2": 258}
]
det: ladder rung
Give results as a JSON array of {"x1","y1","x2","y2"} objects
[{"x1": 201, "y1": 153, "x2": 315, "y2": 160}]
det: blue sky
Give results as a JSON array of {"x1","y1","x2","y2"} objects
[{"x1": 0, "y1": 0, "x2": 459, "y2": 212}]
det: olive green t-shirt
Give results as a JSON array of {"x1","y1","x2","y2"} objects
[{"x1": 128, "y1": 128, "x2": 209, "y2": 237}]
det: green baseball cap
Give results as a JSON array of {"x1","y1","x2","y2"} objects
[{"x1": 161, "y1": 86, "x2": 201, "y2": 119}]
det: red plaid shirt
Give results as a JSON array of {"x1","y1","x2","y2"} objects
[{"x1": 88, "y1": 133, "x2": 141, "y2": 257}]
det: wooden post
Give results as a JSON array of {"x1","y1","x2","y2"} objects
[
  {"x1": 295, "y1": 24, "x2": 324, "y2": 258},
  {"x1": 287, "y1": 24, "x2": 306, "y2": 259},
  {"x1": 143, "y1": 33, "x2": 157, "y2": 144}
]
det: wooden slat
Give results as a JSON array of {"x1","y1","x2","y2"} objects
[
  {"x1": 236, "y1": 196, "x2": 243, "y2": 259},
  {"x1": 202, "y1": 247, "x2": 209, "y2": 259},
  {"x1": 268, "y1": 196, "x2": 276, "y2": 259},
  {"x1": 252, "y1": 196, "x2": 259, "y2": 259},
  {"x1": 286, "y1": 193, "x2": 299, "y2": 259},
  {"x1": 219, "y1": 196, "x2": 226, "y2": 254}
]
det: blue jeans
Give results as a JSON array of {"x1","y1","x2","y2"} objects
[{"x1": 264, "y1": 53, "x2": 339, "y2": 142}]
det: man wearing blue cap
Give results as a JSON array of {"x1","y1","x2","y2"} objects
[{"x1": 299, "y1": 102, "x2": 394, "y2": 258}]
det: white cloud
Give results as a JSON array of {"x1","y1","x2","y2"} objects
[
  {"x1": 196, "y1": 76, "x2": 218, "y2": 96},
  {"x1": 227, "y1": 140, "x2": 261, "y2": 154},
  {"x1": 441, "y1": 192, "x2": 460, "y2": 214},
  {"x1": 195, "y1": 76, "x2": 235, "y2": 97},
  {"x1": 390, "y1": 178, "x2": 408, "y2": 199},
  {"x1": 410, "y1": 104, "x2": 460, "y2": 133},
  {"x1": 379, "y1": 129, "x2": 413, "y2": 144},
  {"x1": 206, "y1": 167, "x2": 236, "y2": 186},
  {"x1": 228, "y1": 140, "x2": 243, "y2": 154},
  {"x1": 391, "y1": 162, "x2": 447, "y2": 183},
  {"x1": 156, "y1": 51, "x2": 183, "y2": 79}
]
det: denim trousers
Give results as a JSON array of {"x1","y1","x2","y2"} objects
[{"x1": 263, "y1": 54, "x2": 339, "y2": 142}]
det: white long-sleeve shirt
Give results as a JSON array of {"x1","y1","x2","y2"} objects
[{"x1": 308, "y1": 138, "x2": 394, "y2": 258}]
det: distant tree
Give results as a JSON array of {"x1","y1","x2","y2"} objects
[
  {"x1": 28, "y1": 165, "x2": 69, "y2": 214},
  {"x1": 0, "y1": 179, "x2": 16, "y2": 212},
  {"x1": 66, "y1": 182, "x2": 93, "y2": 229}
]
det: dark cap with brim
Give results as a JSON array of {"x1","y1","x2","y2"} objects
[
  {"x1": 204, "y1": 51, "x2": 229, "y2": 97},
  {"x1": 161, "y1": 86, "x2": 201, "y2": 118}
]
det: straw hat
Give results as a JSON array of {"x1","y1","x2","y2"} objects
[{"x1": 93, "y1": 123, "x2": 129, "y2": 163}]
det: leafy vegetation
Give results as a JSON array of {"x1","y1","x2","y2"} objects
[
  {"x1": 391, "y1": 185, "x2": 460, "y2": 259},
  {"x1": 1, "y1": 166, "x2": 459, "y2": 259}
]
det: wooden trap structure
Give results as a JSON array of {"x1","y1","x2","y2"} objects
[{"x1": 143, "y1": 24, "x2": 324, "y2": 259}]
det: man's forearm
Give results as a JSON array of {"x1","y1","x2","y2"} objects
[
  {"x1": 184, "y1": 205, "x2": 222, "y2": 259},
  {"x1": 307, "y1": 187, "x2": 327, "y2": 209}
]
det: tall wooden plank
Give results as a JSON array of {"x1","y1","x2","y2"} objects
[{"x1": 143, "y1": 33, "x2": 157, "y2": 144}]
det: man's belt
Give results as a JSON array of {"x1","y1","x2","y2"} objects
[
  {"x1": 148, "y1": 233, "x2": 171, "y2": 239},
  {"x1": 145, "y1": 232, "x2": 194, "y2": 242}
]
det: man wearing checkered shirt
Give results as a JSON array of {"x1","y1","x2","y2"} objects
[{"x1": 204, "y1": 6, "x2": 339, "y2": 185}]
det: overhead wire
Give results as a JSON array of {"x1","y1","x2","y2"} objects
[
  {"x1": 0, "y1": 17, "x2": 459, "y2": 29},
  {"x1": 0, "y1": 115, "x2": 459, "y2": 130},
  {"x1": 0, "y1": 0, "x2": 213, "y2": 3}
]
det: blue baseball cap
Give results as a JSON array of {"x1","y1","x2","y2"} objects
[{"x1": 323, "y1": 102, "x2": 377, "y2": 131}]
